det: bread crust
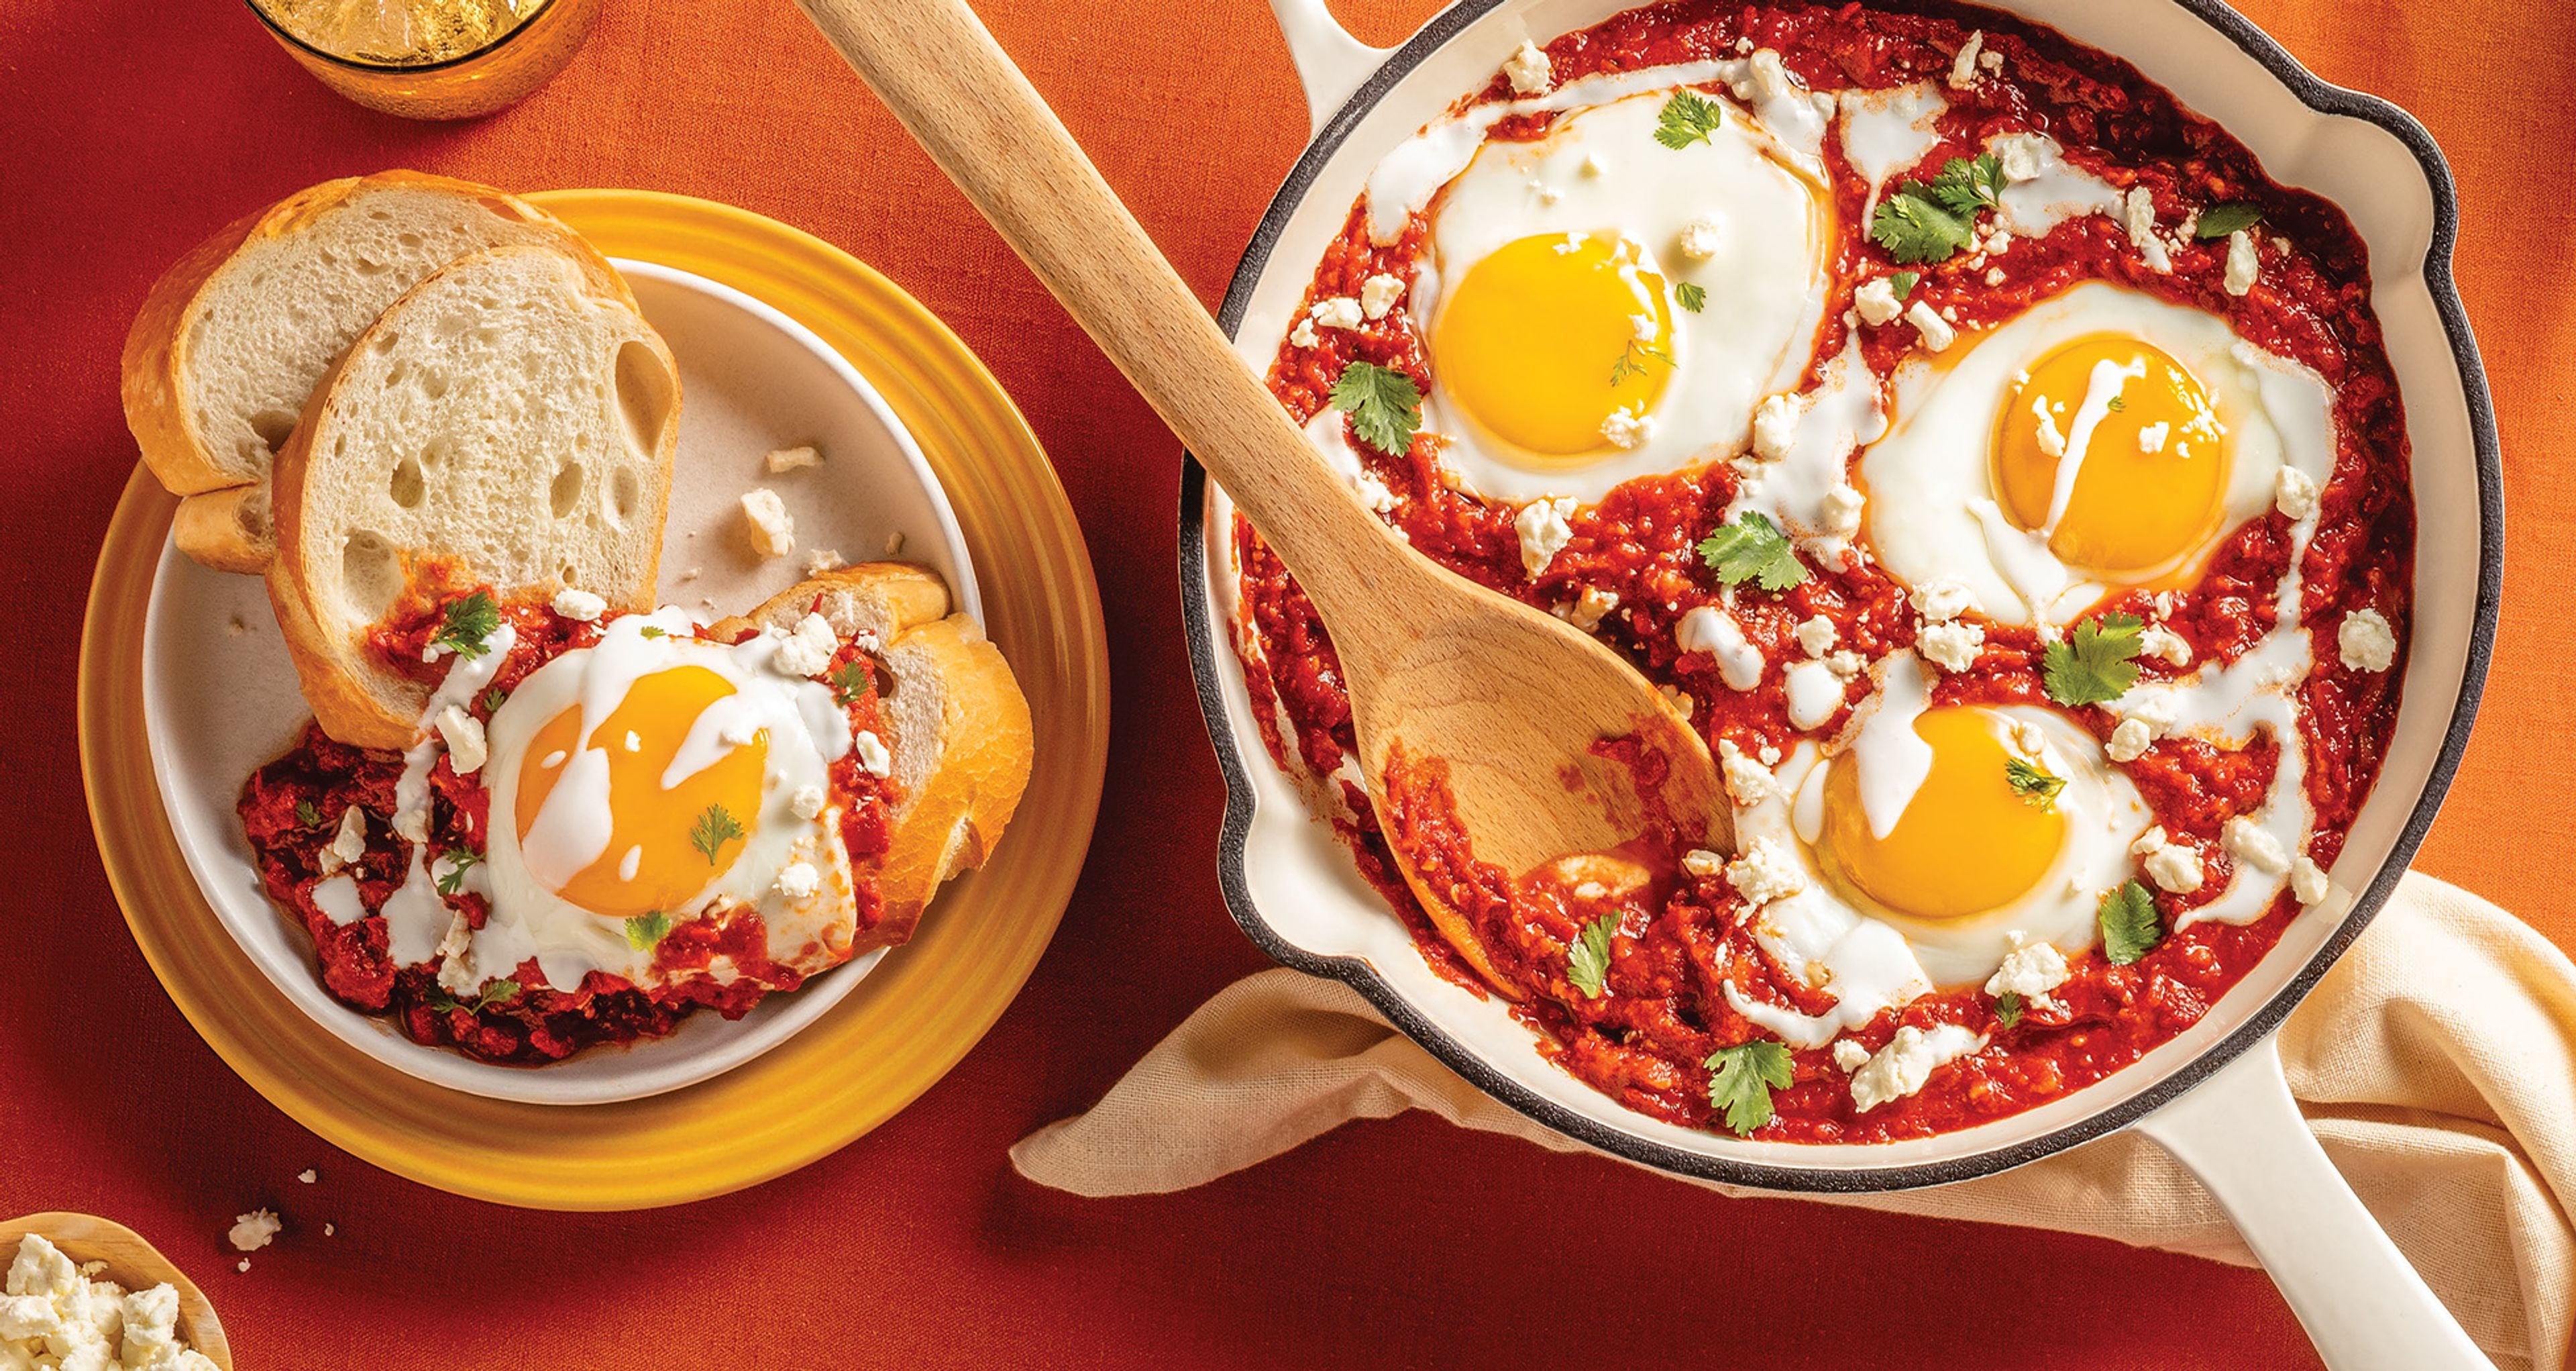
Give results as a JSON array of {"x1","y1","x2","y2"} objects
[
  {"x1": 708, "y1": 564, "x2": 1034, "y2": 951},
  {"x1": 267, "y1": 244, "x2": 680, "y2": 750},
  {"x1": 120, "y1": 170, "x2": 627, "y2": 572}
]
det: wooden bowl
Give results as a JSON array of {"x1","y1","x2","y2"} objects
[{"x1": 0, "y1": 1213, "x2": 231, "y2": 1369}]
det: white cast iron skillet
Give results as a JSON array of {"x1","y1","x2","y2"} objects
[{"x1": 1175, "y1": 1, "x2": 2504, "y2": 1365}]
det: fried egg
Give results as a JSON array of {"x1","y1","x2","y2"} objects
[
  {"x1": 453, "y1": 609, "x2": 859, "y2": 994},
  {"x1": 1721, "y1": 652, "x2": 2149, "y2": 1046},
  {"x1": 1361, "y1": 63, "x2": 1832, "y2": 504},
  {"x1": 1860, "y1": 283, "x2": 2334, "y2": 623}
]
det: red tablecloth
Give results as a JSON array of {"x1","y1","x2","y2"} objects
[{"x1": 2, "y1": 0, "x2": 2566, "y2": 1365}]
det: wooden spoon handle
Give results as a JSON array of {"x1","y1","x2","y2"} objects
[{"x1": 792, "y1": 0, "x2": 1405, "y2": 601}]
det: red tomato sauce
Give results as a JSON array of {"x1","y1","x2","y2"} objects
[
  {"x1": 1235, "y1": 1, "x2": 2412, "y2": 1141},
  {"x1": 240, "y1": 591, "x2": 903, "y2": 1066}
]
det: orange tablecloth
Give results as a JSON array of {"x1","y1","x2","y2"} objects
[{"x1": 0, "y1": 1, "x2": 2565, "y2": 1366}]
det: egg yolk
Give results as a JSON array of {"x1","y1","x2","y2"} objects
[
  {"x1": 1431, "y1": 232, "x2": 1673, "y2": 460},
  {"x1": 1821, "y1": 707, "x2": 2065, "y2": 921},
  {"x1": 514, "y1": 665, "x2": 767, "y2": 921},
  {"x1": 1994, "y1": 337, "x2": 2228, "y2": 578}
]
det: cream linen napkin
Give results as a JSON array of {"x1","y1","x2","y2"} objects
[{"x1": 1014, "y1": 872, "x2": 2576, "y2": 1370}]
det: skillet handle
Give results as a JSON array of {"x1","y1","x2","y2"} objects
[
  {"x1": 2133, "y1": 1034, "x2": 2492, "y2": 1370},
  {"x1": 1265, "y1": 0, "x2": 1390, "y2": 137}
]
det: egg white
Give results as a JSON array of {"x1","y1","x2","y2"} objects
[{"x1": 1860, "y1": 282, "x2": 2336, "y2": 625}]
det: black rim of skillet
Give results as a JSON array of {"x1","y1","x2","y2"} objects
[{"x1": 1175, "y1": 0, "x2": 2505, "y2": 1191}]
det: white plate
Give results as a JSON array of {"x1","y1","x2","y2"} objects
[{"x1": 142, "y1": 260, "x2": 981, "y2": 1106}]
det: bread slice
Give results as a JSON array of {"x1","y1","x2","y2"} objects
[
  {"x1": 120, "y1": 170, "x2": 619, "y2": 572},
  {"x1": 709, "y1": 564, "x2": 1035, "y2": 951},
  {"x1": 267, "y1": 244, "x2": 681, "y2": 750}
]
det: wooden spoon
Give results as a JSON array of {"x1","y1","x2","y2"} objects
[
  {"x1": 791, "y1": 0, "x2": 1729, "y2": 990},
  {"x1": 0, "y1": 1213, "x2": 232, "y2": 1368}
]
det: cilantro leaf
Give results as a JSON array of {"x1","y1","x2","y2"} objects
[
  {"x1": 1609, "y1": 340, "x2": 1672, "y2": 387},
  {"x1": 425, "y1": 978, "x2": 522, "y2": 1014},
  {"x1": 479, "y1": 686, "x2": 508, "y2": 713},
  {"x1": 2195, "y1": 202, "x2": 2265, "y2": 238},
  {"x1": 828, "y1": 660, "x2": 873, "y2": 706},
  {"x1": 1994, "y1": 991, "x2": 2024, "y2": 1029},
  {"x1": 1929, "y1": 153, "x2": 2006, "y2": 217},
  {"x1": 2099, "y1": 880, "x2": 2163, "y2": 965},
  {"x1": 1887, "y1": 270, "x2": 1921, "y2": 298},
  {"x1": 433, "y1": 850, "x2": 481, "y2": 897},
  {"x1": 1566, "y1": 914, "x2": 1617, "y2": 999},
  {"x1": 2105, "y1": 395, "x2": 2127, "y2": 413},
  {"x1": 1654, "y1": 91, "x2": 1725, "y2": 149},
  {"x1": 2041, "y1": 612, "x2": 2146, "y2": 706},
  {"x1": 1869, "y1": 189, "x2": 1976, "y2": 265},
  {"x1": 638, "y1": 625, "x2": 667, "y2": 640},
  {"x1": 1674, "y1": 281, "x2": 1707, "y2": 313},
  {"x1": 690, "y1": 804, "x2": 746, "y2": 864},
  {"x1": 625, "y1": 912, "x2": 672, "y2": 952},
  {"x1": 431, "y1": 591, "x2": 501, "y2": 659},
  {"x1": 2004, "y1": 758, "x2": 2066, "y2": 810},
  {"x1": 1705, "y1": 1040, "x2": 1794, "y2": 1135},
  {"x1": 296, "y1": 799, "x2": 320, "y2": 828},
  {"x1": 1697, "y1": 511, "x2": 1807, "y2": 593},
  {"x1": 1330, "y1": 360, "x2": 1424, "y2": 458}
]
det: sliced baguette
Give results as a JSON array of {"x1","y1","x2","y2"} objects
[
  {"x1": 709, "y1": 564, "x2": 1035, "y2": 952},
  {"x1": 120, "y1": 170, "x2": 621, "y2": 572},
  {"x1": 268, "y1": 244, "x2": 680, "y2": 750}
]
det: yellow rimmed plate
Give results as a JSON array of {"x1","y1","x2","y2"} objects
[{"x1": 80, "y1": 189, "x2": 1110, "y2": 1211}]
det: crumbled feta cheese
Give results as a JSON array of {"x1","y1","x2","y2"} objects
[
  {"x1": 3, "y1": 1234, "x2": 220, "y2": 1371},
  {"x1": 2224, "y1": 229, "x2": 2259, "y2": 296},
  {"x1": 2131, "y1": 827, "x2": 2204, "y2": 893},
  {"x1": 1309, "y1": 296, "x2": 1364, "y2": 331},
  {"x1": 1660, "y1": 683, "x2": 1695, "y2": 720},
  {"x1": 1985, "y1": 934, "x2": 2070, "y2": 1003},
  {"x1": 803, "y1": 547, "x2": 847, "y2": 575},
  {"x1": 1831, "y1": 1039, "x2": 1871, "y2": 1072},
  {"x1": 1819, "y1": 483, "x2": 1865, "y2": 538},
  {"x1": 2135, "y1": 420, "x2": 2170, "y2": 455},
  {"x1": 2029, "y1": 395, "x2": 2068, "y2": 459},
  {"x1": 299, "y1": 1168, "x2": 318, "y2": 1184},
  {"x1": 1289, "y1": 316, "x2": 1319, "y2": 348},
  {"x1": 2339, "y1": 608, "x2": 2397, "y2": 672},
  {"x1": 1984, "y1": 266, "x2": 2006, "y2": 287},
  {"x1": 739, "y1": 488, "x2": 795, "y2": 558},
  {"x1": 1909, "y1": 578, "x2": 1977, "y2": 623},
  {"x1": 2130, "y1": 825, "x2": 2168, "y2": 857},
  {"x1": 2225, "y1": 817, "x2": 2291, "y2": 876},
  {"x1": 1851, "y1": 1024, "x2": 1980, "y2": 1113},
  {"x1": 763, "y1": 444, "x2": 824, "y2": 474},
  {"x1": 1743, "y1": 48, "x2": 1793, "y2": 102},
  {"x1": 1513, "y1": 496, "x2": 1579, "y2": 577},
  {"x1": 551, "y1": 587, "x2": 606, "y2": 621},
  {"x1": 1918, "y1": 620, "x2": 1986, "y2": 672},
  {"x1": 1600, "y1": 407, "x2": 1655, "y2": 451},
  {"x1": 1502, "y1": 38, "x2": 1552, "y2": 94},
  {"x1": 2291, "y1": 855, "x2": 2331, "y2": 905},
  {"x1": 228, "y1": 1210, "x2": 281, "y2": 1254},
  {"x1": 1853, "y1": 276, "x2": 1904, "y2": 326},
  {"x1": 1358, "y1": 273, "x2": 1406, "y2": 321},
  {"x1": 1980, "y1": 48, "x2": 2003, "y2": 72},
  {"x1": 435, "y1": 706, "x2": 488, "y2": 776},
  {"x1": 1947, "y1": 30, "x2": 1985, "y2": 88},
  {"x1": 1825, "y1": 650, "x2": 1865, "y2": 679},
  {"x1": 1907, "y1": 299, "x2": 1956, "y2": 351},
  {"x1": 1682, "y1": 848, "x2": 1725, "y2": 879},
  {"x1": 790, "y1": 784, "x2": 828, "y2": 821},
  {"x1": 1678, "y1": 216, "x2": 1725, "y2": 260},
  {"x1": 1726, "y1": 837, "x2": 1807, "y2": 907},
  {"x1": 1796, "y1": 615, "x2": 1836, "y2": 658},
  {"x1": 1750, "y1": 393, "x2": 1800, "y2": 462},
  {"x1": 2275, "y1": 466, "x2": 2322, "y2": 520},
  {"x1": 773, "y1": 611, "x2": 841, "y2": 678},
  {"x1": 1992, "y1": 133, "x2": 2050, "y2": 183},
  {"x1": 2140, "y1": 623, "x2": 2192, "y2": 667},
  {"x1": 2106, "y1": 717, "x2": 2154, "y2": 763},
  {"x1": 776, "y1": 862, "x2": 821, "y2": 900},
  {"x1": 853, "y1": 730, "x2": 893, "y2": 778},
  {"x1": 2012, "y1": 721, "x2": 2047, "y2": 757},
  {"x1": 1717, "y1": 739, "x2": 1775, "y2": 808},
  {"x1": 317, "y1": 804, "x2": 369, "y2": 875},
  {"x1": 2123, "y1": 187, "x2": 2170, "y2": 271},
  {"x1": 1562, "y1": 587, "x2": 1618, "y2": 631}
]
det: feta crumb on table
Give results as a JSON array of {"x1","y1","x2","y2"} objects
[{"x1": 740, "y1": 488, "x2": 796, "y2": 558}]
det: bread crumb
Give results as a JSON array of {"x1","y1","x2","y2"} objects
[
  {"x1": 804, "y1": 548, "x2": 845, "y2": 574},
  {"x1": 740, "y1": 489, "x2": 795, "y2": 558},
  {"x1": 226, "y1": 614, "x2": 250, "y2": 636},
  {"x1": 236, "y1": 1260, "x2": 250, "y2": 1273},
  {"x1": 884, "y1": 531, "x2": 906, "y2": 555},
  {"x1": 763, "y1": 444, "x2": 824, "y2": 474},
  {"x1": 323, "y1": 1223, "x2": 336, "y2": 1237},
  {"x1": 678, "y1": 566, "x2": 702, "y2": 582},
  {"x1": 298, "y1": 1168, "x2": 318, "y2": 1184}
]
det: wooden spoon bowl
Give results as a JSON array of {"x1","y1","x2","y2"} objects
[
  {"x1": 792, "y1": 0, "x2": 1731, "y2": 990},
  {"x1": 0, "y1": 1213, "x2": 232, "y2": 1369}
]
